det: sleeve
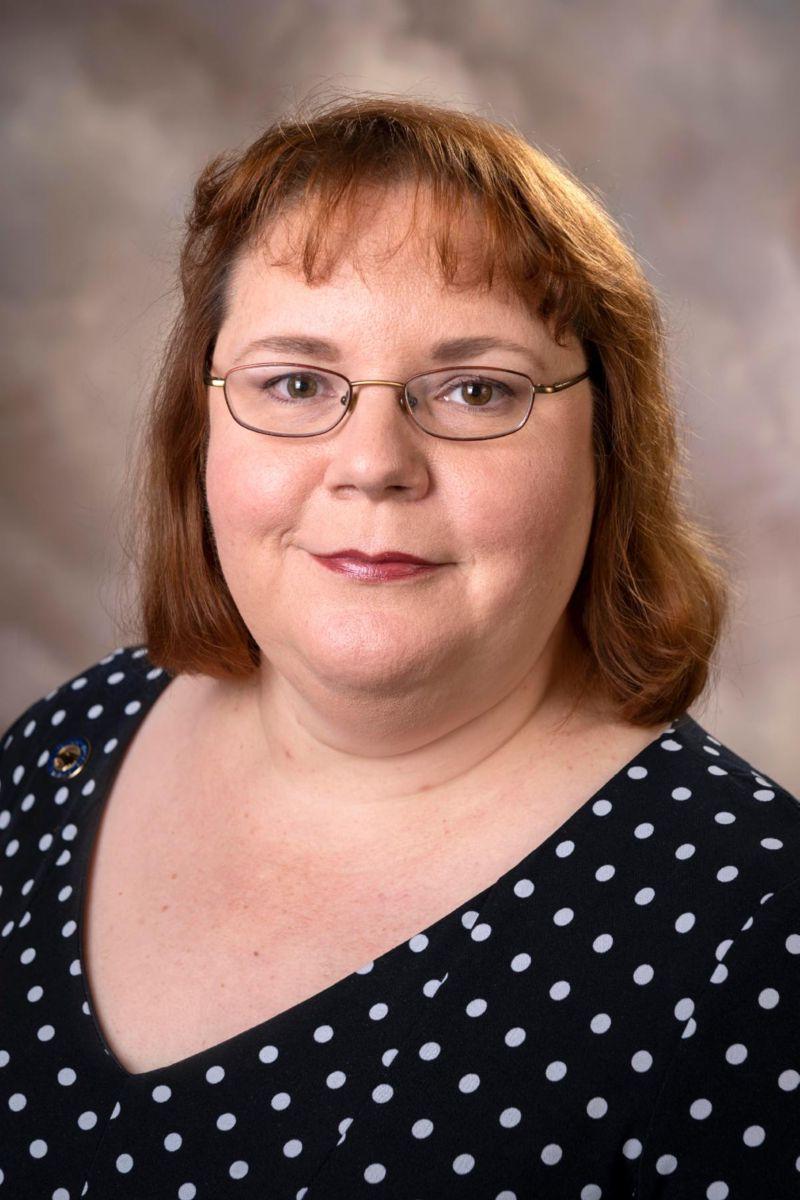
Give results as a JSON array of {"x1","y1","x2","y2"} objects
[{"x1": 635, "y1": 872, "x2": 800, "y2": 1199}]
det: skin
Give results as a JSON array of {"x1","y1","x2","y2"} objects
[{"x1": 197, "y1": 182, "x2": 623, "y2": 873}]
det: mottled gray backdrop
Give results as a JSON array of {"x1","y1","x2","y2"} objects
[{"x1": 2, "y1": 0, "x2": 798, "y2": 787}]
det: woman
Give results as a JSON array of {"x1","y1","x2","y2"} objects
[{"x1": 1, "y1": 95, "x2": 798, "y2": 1199}]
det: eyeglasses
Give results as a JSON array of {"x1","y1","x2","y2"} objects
[{"x1": 205, "y1": 361, "x2": 590, "y2": 442}]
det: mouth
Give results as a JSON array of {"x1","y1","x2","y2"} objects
[
  {"x1": 313, "y1": 548, "x2": 440, "y2": 565},
  {"x1": 309, "y1": 549, "x2": 447, "y2": 582}
]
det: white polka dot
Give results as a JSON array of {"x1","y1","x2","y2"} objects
[
  {"x1": 499, "y1": 1107, "x2": 521, "y2": 1127},
  {"x1": 453, "y1": 1153, "x2": 474, "y2": 1174},
  {"x1": 631, "y1": 1050, "x2": 653, "y2": 1073},
  {"x1": 656, "y1": 1154, "x2": 677, "y2": 1174},
  {"x1": 116, "y1": 1153, "x2": 133, "y2": 1173},
  {"x1": 412, "y1": 1118, "x2": 433, "y2": 1138},
  {"x1": 726, "y1": 1043, "x2": 748, "y2": 1065},
  {"x1": 458, "y1": 1073, "x2": 480, "y2": 1093},
  {"x1": 364, "y1": 1162, "x2": 386, "y2": 1182},
  {"x1": 541, "y1": 1143, "x2": 563, "y2": 1164},
  {"x1": 707, "y1": 1184, "x2": 729, "y2": 1199},
  {"x1": 466, "y1": 998, "x2": 487, "y2": 1017},
  {"x1": 229, "y1": 1159, "x2": 249, "y2": 1177},
  {"x1": 743, "y1": 1125, "x2": 765, "y2": 1147},
  {"x1": 690, "y1": 1098, "x2": 712, "y2": 1119},
  {"x1": 779, "y1": 1070, "x2": 799, "y2": 1091},
  {"x1": 758, "y1": 987, "x2": 780, "y2": 1009},
  {"x1": 205, "y1": 1065, "x2": 225, "y2": 1084},
  {"x1": 164, "y1": 1131, "x2": 182, "y2": 1150},
  {"x1": 628, "y1": 766, "x2": 648, "y2": 779}
]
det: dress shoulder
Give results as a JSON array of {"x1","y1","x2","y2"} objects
[{"x1": 0, "y1": 645, "x2": 170, "y2": 936}]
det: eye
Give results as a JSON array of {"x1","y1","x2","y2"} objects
[
  {"x1": 439, "y1": 376, "x2": 514, "y2": 407},
  {"x1": 269, "y1": 373, "x2": 322, "y2": 399}
]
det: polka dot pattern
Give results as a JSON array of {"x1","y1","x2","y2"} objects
[{"x1": 0, "y1": 646, "x2": 798, "y2": 1196}]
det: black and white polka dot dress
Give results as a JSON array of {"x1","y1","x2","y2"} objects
[{"x1": 2, "y1": 646, "x2": 799, "y2": 1199}]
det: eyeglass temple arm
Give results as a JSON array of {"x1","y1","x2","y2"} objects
[{"x1": 535, "y1": 369, "x2": 590, "y2": 394}]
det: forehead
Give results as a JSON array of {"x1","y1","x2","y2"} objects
[
  {"x1": 215, "y1": 183, "x2": 580, "y2": 374},
  {"x1": 225, "y1": 183, "x2": 539, "y2": 323}
]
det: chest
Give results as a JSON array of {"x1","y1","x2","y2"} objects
[
  {"x1": 80, "y1": 760, "x2": 547, "y2": 1076},
  {"x1": 78, "y1": 695, "x2": 658, "y2": 1077}
]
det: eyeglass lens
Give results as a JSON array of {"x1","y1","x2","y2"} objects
[{"x1": 224, "y1": 364, "x2": 534, "y2": 438}]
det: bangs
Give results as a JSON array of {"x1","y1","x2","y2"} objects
[{"x1": 247, "y1": 168, "x2": 581, "y2": 349}]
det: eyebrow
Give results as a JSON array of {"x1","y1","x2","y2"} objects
[{"x1": 235, "y1": 334, "x2": 549, "y2": 374}]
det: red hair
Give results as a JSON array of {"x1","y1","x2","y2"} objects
[{"x1": 117, "y1": 91, "x2": 733, "y2": 726}]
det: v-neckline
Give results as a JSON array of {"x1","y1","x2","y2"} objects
[{"x1": 73, "y1": 658, "x2": 693, "y2": 1083}]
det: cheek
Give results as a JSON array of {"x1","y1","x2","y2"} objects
[
  {"x1": 204, "y1": 431, "x2": 303, "y2": 553},
  {"x1": 458, "y1": 438, "x2": 595, "y2": 601}
]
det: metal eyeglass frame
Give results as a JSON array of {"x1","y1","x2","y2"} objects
[{"x1": 205, "y1": 361, "x2": 591, "y2": 442}]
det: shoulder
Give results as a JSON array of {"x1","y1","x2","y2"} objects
[
  {"x1": 1, "y1": 644, "x2": 171, "y2": 789},
  {"x1": 654, "y1": 711, "x2": 800, "y2": 885},
  {"x1": 0, "y1": 645, "x2": 172, "y2": 906}
]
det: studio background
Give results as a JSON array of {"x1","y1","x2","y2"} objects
[{"x1": 2, "y1": 0, "x2": 798, "y2": 788}]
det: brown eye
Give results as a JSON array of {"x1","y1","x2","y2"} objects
[{"x1": 285, "y1": 374, "x2": 319, "y2": 399}]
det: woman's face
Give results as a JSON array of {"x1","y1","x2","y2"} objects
[{"x1": 206, "y1": 186, "x2": 596, "y2": 736}]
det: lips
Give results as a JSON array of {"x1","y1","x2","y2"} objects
[
  {"x1": 310, "y1": 549, "x2": 445, "y2": 582},
  {"x1": 316, "y1": 548, "x2": 438, "y2": 565}
]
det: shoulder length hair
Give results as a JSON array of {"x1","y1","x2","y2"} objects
[{"x1": 118, "y1": 91, "x2": 733, "y2": 728}]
